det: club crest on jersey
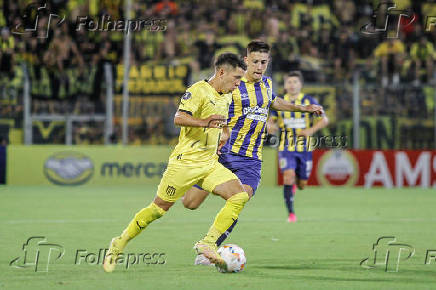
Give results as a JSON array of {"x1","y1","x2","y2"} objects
[
  {"x1": 181, "y1": 92, "x2": 191, "y2": 100},
  {"x1": 266, "y1": 88, "x2": 273, "y2": 101}
]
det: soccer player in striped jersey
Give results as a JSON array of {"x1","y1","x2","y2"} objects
[
  {"x1": 182, "y1": 41, "x2": 323, "y2": 264},
  {"x1": 269, "y1": 71, "x2": 329, "y2": 222}
]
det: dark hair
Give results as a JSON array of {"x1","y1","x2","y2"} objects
[
  {"x1": 214, "y1": 53, "x2": 247, "y2": 70},
  {"x1": 286, "y1": 71, "x2": 304, "y2": 83},
  {"x1": 247, "y1": 40, "x2": 270, "y2": 54}
]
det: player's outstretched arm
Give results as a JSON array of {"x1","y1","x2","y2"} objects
[
  {"x1": 174, "y1": 110, "x2": 226, "y2": 128},
  {"x1": 271, "y1": 97, "x2": 324, "y2": 115}
]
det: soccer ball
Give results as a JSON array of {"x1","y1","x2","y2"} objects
[{"x1": 216, "y1": 244, "x2": 246, "y2": 273}]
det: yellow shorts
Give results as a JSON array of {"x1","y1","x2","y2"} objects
[{"x1": 157, "y1": 160, "x2": 238, "y2": 202}]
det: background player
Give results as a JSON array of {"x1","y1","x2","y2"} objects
[
  {"x1": 182, "y1": 41, "x2": 323, "y2": 264},
  {"x1": 103, "y1": 53, "x2": 250, "y2": 272},
  {"x1": 269, "y1": 71, "x2": 329, "y2": 222}
]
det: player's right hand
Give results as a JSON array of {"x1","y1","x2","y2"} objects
[
  {"x1": 203, "y1": 115, "x2": 226, "y2": 128},
  {"x1": 306, "y1": 104, "x2": 324, "y2": 116}
]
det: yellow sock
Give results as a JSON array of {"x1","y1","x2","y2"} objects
[
  {"x1": 203, "y1": 192, "x2": 249, "y2": 244},
  {"x1": 120, "y1": 202, "x2": 166, "y2": 243}
]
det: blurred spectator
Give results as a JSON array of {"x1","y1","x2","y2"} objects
[
  {"x1": 409, "y1": 36, "x2": 434, "y2": 84},
  {"x1": 334, "y1": 0, "x2": 356, "y2": 25},
  {"x1": 374, "y1": 38, "x2": 405, "y2": 87},
  {"x1": 333, "y1": 29, "x2": 356, "y2": 81},
  {"x1": 299, "y1": 38, "x2": 323, "y2": 82},
  {"x1": 161, "y1": 19, "x2": 176, "y2": 61},
  {"x1": 195, "y1": 30, "x2": 221, "y2": 70},
  {"x1": 316, "y1": 27, "x2": 333, "y2": 60},
  {"x1": 265, "y1": 9, "x2": 280, "y2": 41},
  {"x1": 0, "y1": 28, "x2": 15, "y2": 79},
  {"x1": 271, "y1": 30, "x2": 299, "y2": 72}
]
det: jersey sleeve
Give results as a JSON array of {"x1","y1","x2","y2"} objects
[
  {"x1": 309, "y1": 95, "x2": 320, "y2": 106},
  {"x1": 271, "y1": 92, "x2": 278, "y2": 104},
  {"x1": 178, "y1": 87, "x2": 203, "y2": 115},
  {"x1": 308, "y1": 95, "x2": 325, "y2": 118},
  {"x1": 267, "y1": 77, "x2": 278, "y2": 104},
  {"x1": 262, "y1": 76, "x2": 278, "y2": 104},
  {"x1": 269, "y1": 108, "x2": 278, "y2": 120}
]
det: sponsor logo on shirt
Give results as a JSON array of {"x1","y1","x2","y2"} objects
[
  {"x1": 243, "y1": 106, "x2": 268, "y2": 122},
  {"x1": 284, "y1": 118, "x2": 306, "y2": 129}
]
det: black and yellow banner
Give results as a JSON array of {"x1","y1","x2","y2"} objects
[{"x1": 115, "y1": 64, "x2": 190, "y2": 96}]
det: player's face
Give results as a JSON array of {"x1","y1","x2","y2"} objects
[
  {"x1": 284, "y1": 76, "x2": 302, "y2": 95},
  {"x1": 220, "y1": 66, "x2": 245, "y2": 93},
  {"x1": 244, "y1": 51, "x2": 269, "y2": 82}
]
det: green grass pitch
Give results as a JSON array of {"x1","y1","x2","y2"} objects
[{"x1": 1, "y1": 185, "x2": 436, "y2": 289}]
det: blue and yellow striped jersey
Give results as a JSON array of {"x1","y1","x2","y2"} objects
[
  {"x1": 221, "y1": 76, "x2": 277, "y2": 161},
  {"x1": 271, "y1": 93, "x2": 320, "y2": 152}
]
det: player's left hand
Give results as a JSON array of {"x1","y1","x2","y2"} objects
[{"x1": 305, "y1": 104, "x2": 324, "y2": 115}]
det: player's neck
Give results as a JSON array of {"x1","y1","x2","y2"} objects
[
  {"x1": 245, "y1": 73, "x2": 262, "y2": 83},
  {"x1": 207, "y1": 76, "x2": 224, "y2": 94},
  {"x1": 287, "y1": 92, "x2": 300, "y2": 101}
]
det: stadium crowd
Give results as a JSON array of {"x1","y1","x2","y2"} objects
[{"x1": 0, "y1": 0, "x2": 435, "y2": 145}]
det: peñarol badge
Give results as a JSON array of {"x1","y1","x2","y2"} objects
[
  {"x1": 44, "y1": 152, "x2": 94, "y2": 185},
  {"x1": 181, "y1": 92, "x2": 191, "y2": 100},
  {"x1": 316, "y1": 150, "x2": 358, "y2": 186}
]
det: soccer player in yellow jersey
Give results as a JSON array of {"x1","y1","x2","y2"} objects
[
  {"x1": 269, "y1": 71, "x2": 329, "y2": 222},
  {"x1": 182, "y1": 41, "x2": 323, "y2": 264},
  {"x1": 103, "y1": 53, "x2": 249, "y2": 272}
]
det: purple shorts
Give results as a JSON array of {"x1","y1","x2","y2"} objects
[
  {"x1": 194, "y1": 153, "x2": 262, "y2": 195},
  {"x1": 278, "y1": 151, "x2": 313, "y2": 180}
]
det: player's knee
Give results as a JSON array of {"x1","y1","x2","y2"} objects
[
  {"x1": 284, "y1": 177, "x2": 295, "y2": 185},
  {"x1": 242, "y1": 185, "x2": 254, "y2": 199},
  {"x1": 283, "y1": 170, "x2": 295, "y2": 185},
  {"x1": 228, "y1": 191, "x2": 250, "y2": 205},
  {"x1": 153, "y1": 196, "x2": 174, "y2": 212},
  {"x1": 151, "y1": 202, "x2": 167, "y2": 217}
]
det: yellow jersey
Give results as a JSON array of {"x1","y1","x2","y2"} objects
[
  {"x1": 169, "y1": 80, "x2": 232, "y2": 164},
  {"x1": 271, "y1": 93, "x2": 320, "y2": 152},
  {"x1": 374, "y1": 40, "x2": 405, "y2": 58}
]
